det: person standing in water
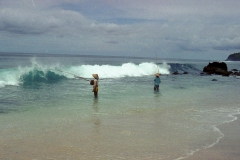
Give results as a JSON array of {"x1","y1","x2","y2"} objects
[
  {"x1": 92, "y1": 74, "x2": 99, "y2": 98},
  {"x1": 154, "y1": 73, "x2": 161, "y2": 91}
]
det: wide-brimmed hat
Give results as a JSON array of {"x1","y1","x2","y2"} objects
[
  {"x1": 92, "y1": 74, "x2": 99, "y2": 79},
  {"x1": 155, "y1": 73, "x2": 160, "y2": 76}
]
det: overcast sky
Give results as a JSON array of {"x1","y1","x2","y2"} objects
[{"x1": 0, "y1": 0, "x2": 240, "y2": 60}]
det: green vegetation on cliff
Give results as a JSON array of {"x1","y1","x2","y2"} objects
[{"x1": 226, "y1": 52, "x2": 240, "y2": 61}]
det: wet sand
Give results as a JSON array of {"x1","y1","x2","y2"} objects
[
  {"x1": 185, "y1": 115, "x2": 240, "y2": 160},
  {"x1": 1, "y1": 109, "x2": 240, "y2": 160}
]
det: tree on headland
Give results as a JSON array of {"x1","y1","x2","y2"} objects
[{"x1": 226, "y1": 52, "x2": 240, "y2": 61}]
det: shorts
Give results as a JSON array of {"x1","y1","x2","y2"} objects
[
  {"x1": 94, "y1": 86, "x2": 98, "y2": 92},
  {"x1": 154, "y1": 85, "x2": 159, "y2": 90}
]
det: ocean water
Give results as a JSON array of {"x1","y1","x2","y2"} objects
[{"x1": 0, "y1": 53, "x2": 240, "y2": 160}]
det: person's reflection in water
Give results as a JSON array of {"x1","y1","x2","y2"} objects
[
  {"x1": 154, "y1": 90, "x2": 162, "y2": 97},
  {"x1": 92, "y1": 98, "x2": 101, "y2": 151},
  {"x1": 92, "y1": 98, "x2": 100, "y2": 126}
]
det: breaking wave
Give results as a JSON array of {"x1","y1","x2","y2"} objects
[
  {"x1": 19, "y1": 69, "x2": 66, "y2": 85},
  {"x1": 0, "y1": 61, "x2": 170, "y2": 88},
  {"x1": 64, "y1": 62, "x2": 171, "y2": 79}
]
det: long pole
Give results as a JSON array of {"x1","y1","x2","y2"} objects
[
  {"x1": 56, "y1": 69, "x2": 90, "y2": 81},
  {"x1": 153, "y1": 39, "x2": 160, "y2": 73}
]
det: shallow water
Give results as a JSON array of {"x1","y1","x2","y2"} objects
[{"x1": 0, "y1": 53, "x2": 240, "y2": 159}]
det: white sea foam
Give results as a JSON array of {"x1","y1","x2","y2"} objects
[
  {"x1": 0, "y1": 59, "x2": 53, "y2": 88},
  {"x1": 0, "y1": 61, "x2": 171, "y2": 88},
  {"x1": 67, "y1": 62, "x2": 170, "y2": 79},
  {"x1": 0, "y1": 70, "x2": 20, "y2": 88}
]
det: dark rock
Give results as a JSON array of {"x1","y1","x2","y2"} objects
[
  {"x1": 233, "y1": 72, "x2": 240, "y2": 76},
  {"x1": 172, "y1": 71, "x2": 188, "y2": 75},
  {"x1": 222, "y1": 72, "x2": 231, "y2": 77},
  {"x1": 215, "y1": 68, "x2": 227, "y2": 75},
  {"x1": 200, "y1": 72, "x2": 211, "y2": 76},
  {"x1": 202, "y1": 61, "x2": 239, "y2": 77},
  {"x1": 212, "y1": 79, "x2": 217, "y2": 81},
  {"x1": 172, "y1": 71, "x2": 179, "y2": 75},
  {"x1": 200, "y1": 72, "x2": 205, "y2": 76},
  {"x1": 203, "y1": 62, "x2": 228, "y2": 76}
]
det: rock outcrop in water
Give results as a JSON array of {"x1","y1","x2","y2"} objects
[
  {"x1": 231, "y1": 69, "x2": 240, "y2": 77},
  {"x1": 226, "y1": 52, "x2": 240, "y2": 61},
  {"x1": 203, "y1": 62, "x2": 230, "y2": 76},
  {"x1": 203, "y1": 62, "x2": 240, "y2": 77},
  {"x1": 169, "y1": 61, "x2": 239, "y2": 78}
]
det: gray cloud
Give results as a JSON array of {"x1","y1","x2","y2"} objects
[
  {"x1": 0, "y1": 8, "x2": 91, "y2": 35},
  {"x1": 213, "y1": 37, "x2": 240, "y2": 50},
  {"x1": 0, "y1": 0, "x2": 240, "y2": 60}
]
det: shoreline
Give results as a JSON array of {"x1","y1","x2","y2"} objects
[{"x1": 184, "y1": 114, "x2": 240, "y2": 160}]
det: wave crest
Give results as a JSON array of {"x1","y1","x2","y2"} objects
[
  {"x1": 0, "y1": 61, "x2": 170, "y2": 88},
  {"x1": 19, "y1": 69, "x2": 66, "y2": 85},
  {"x1": 67, "y1": 62, "x2": 170, "y2": 79}
]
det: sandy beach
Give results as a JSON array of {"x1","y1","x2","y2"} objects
[{"x1": 185, "y1": 115, "x2": 240, "y2": 160}]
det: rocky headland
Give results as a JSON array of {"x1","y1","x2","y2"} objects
[{"x1": 226, "y1": 52, "x2": 240, "y2": 61}]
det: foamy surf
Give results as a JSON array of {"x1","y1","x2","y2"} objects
[
  {"x1": 0, "y1": 69, "x2": 21, "y2": 88},
  {"x1": 0, "y1": 61, "x2": 171, "y2": 88},
  {"x1": 65, "y1": 62, "x2": 170, "y2": 79}
]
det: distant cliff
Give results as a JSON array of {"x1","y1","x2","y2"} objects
[{"x1": 226, "y1": 52, "x2": 240, "y2": 61}]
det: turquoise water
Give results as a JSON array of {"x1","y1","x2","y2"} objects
[{"x1": 0, "y1": 53, "x2": 240, "y2": 159}]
